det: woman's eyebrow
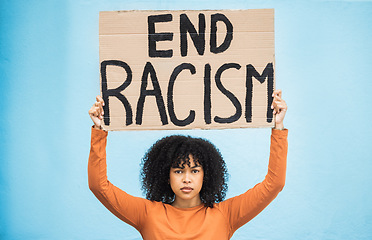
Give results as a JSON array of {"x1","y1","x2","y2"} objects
[
  {"x1": 171, "y1": 166, "x2": 184, "y2": 169},
  {"x1": 191, "y1": 165, "x2": 202, "y2": 168}
]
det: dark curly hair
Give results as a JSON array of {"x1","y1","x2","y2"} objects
[{"x1": 140, "y1": 135, "x2": 228, "y2": 208}]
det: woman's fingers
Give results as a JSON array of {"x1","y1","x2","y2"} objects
[
  {"x1": 94, "y1": 96, "x2": 103, "y2": 115},
  {"x1": 271, "y1": 90, "x2": 286, "y2": 115},
  {"x1": 272, "y1": 89, "x2": 282, "y2": 98},
  {"x1": 89, "y1": 107, "x2": 100, "y2": 118},
  {"x1": 96, "y1": 95, "x2": 104, "y2": 106},
  {"x1": 89, "y1": 97, "x2": 105, "y2": 120},
  {"x1": 88, "y1": 96, "x2": 105, "y2": 129},
  {"x1": 93, "y1": 96, "x2": 104, "y2": 119}
]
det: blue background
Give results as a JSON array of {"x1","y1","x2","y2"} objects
[{"x1": 1, "y1": 0, "x2": 371, "y2": 239}]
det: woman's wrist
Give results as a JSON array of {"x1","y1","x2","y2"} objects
[
  {"x1": 274, "y1": 122, "x2": 284, "y2": 130},
  {"x1": 93, "y1": 124, "x2": 102, "y2": 130}
]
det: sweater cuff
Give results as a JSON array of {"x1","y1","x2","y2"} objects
[
  {"x1": 272, "y1": 128, "x2": 288, "y2": 138},
  {"x1": 91, "y1": 125, "x2": 108, "y2": 139}
]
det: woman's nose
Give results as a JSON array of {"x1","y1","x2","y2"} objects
[{"x1": 183, "y1": 173, "x2": 191, "y2": 183}]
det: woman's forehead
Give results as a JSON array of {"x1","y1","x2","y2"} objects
[{"x1": 172, "y1": 154, "x2": 202, "y2": 168}]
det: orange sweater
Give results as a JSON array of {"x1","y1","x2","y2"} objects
[{"x1": 88, "y1": 127, "x2": 288, "y2": 240}]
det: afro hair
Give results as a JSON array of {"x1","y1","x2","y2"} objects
[{"x1": 140, "y1": 135, "x2": 228, "y2": 208}]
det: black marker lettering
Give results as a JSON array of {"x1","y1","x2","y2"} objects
[
  {"x1": 210, "y1": 13, "x2": 233, "y2": 54},
  {"x1": 148, "y1": 14, "x2": 173, "y2": 58},
  {"x1": 168, "y1": 63, "x2": 196, "y2": 126},
  {"x1": 204, "y1": 63, "x2": 211, "y2": 124},
  {"x1": 136, "y1": 62, "x2": 168, "y2": 125},
  {"x1": 101, "y1": 60, "x2": 133, "y2": 126},
  {"x1": 246, "y1": 63, "x2": 274, "y2": 123},
  {"x1": 180, "y1": 13, "x2": 206, "y2": 57},
  {"x1": 214, "y1": 63, "x2": 242, "y2": 123}
]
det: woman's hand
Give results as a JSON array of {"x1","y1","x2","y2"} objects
[
  {"x1": 88, "y1": 96, "x2": 105, "y2": 129},
  {"x1": 271, "y1": 90, "x2": 287, "y2": 130}
]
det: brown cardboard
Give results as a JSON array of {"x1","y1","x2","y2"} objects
[{"x1": 99, "y1": 9, "x2": 275, "y2": 131}]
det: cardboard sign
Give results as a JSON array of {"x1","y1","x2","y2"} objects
[{"x1": 99, "y1": 9, "x2": 275, "y2": 131}]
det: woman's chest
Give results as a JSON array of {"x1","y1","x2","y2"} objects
[{"x1": 140, "y1": 206, "x2": 230, "y2": 240}]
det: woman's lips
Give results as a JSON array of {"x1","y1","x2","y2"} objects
[{"x1": 181, "y1": 187, "x2": 193, "y2": 193}]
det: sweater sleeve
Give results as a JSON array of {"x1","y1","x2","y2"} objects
[
  {"x1": 218, "y1": 128, "x2": 288, "y2": 235},
  {"x1": 88, "y1": 127, "x2": 149, "y2": 231}
]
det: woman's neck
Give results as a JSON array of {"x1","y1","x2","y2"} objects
[{"x1": 171, "y1": 197, "x2": 202, "y2": 208}]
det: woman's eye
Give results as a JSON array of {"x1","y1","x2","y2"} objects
[
  {"x1": 192, "y1": 170, "x2": 199, "y2": 173},
  {"x1": 175, "y1": 170, "x2": 182, "y2": 174}
]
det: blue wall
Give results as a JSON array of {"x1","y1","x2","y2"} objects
[{"x1": 1, "y1": 0, "x2": 371, "y2": 239}]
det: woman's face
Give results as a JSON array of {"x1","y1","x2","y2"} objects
[{"x1": 169, "y1": 155, "x2": 204, "y2": 208}]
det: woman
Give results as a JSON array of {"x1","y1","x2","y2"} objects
[{"x1": 88, "y1": 90, "x2": 288, "y2": 239}]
